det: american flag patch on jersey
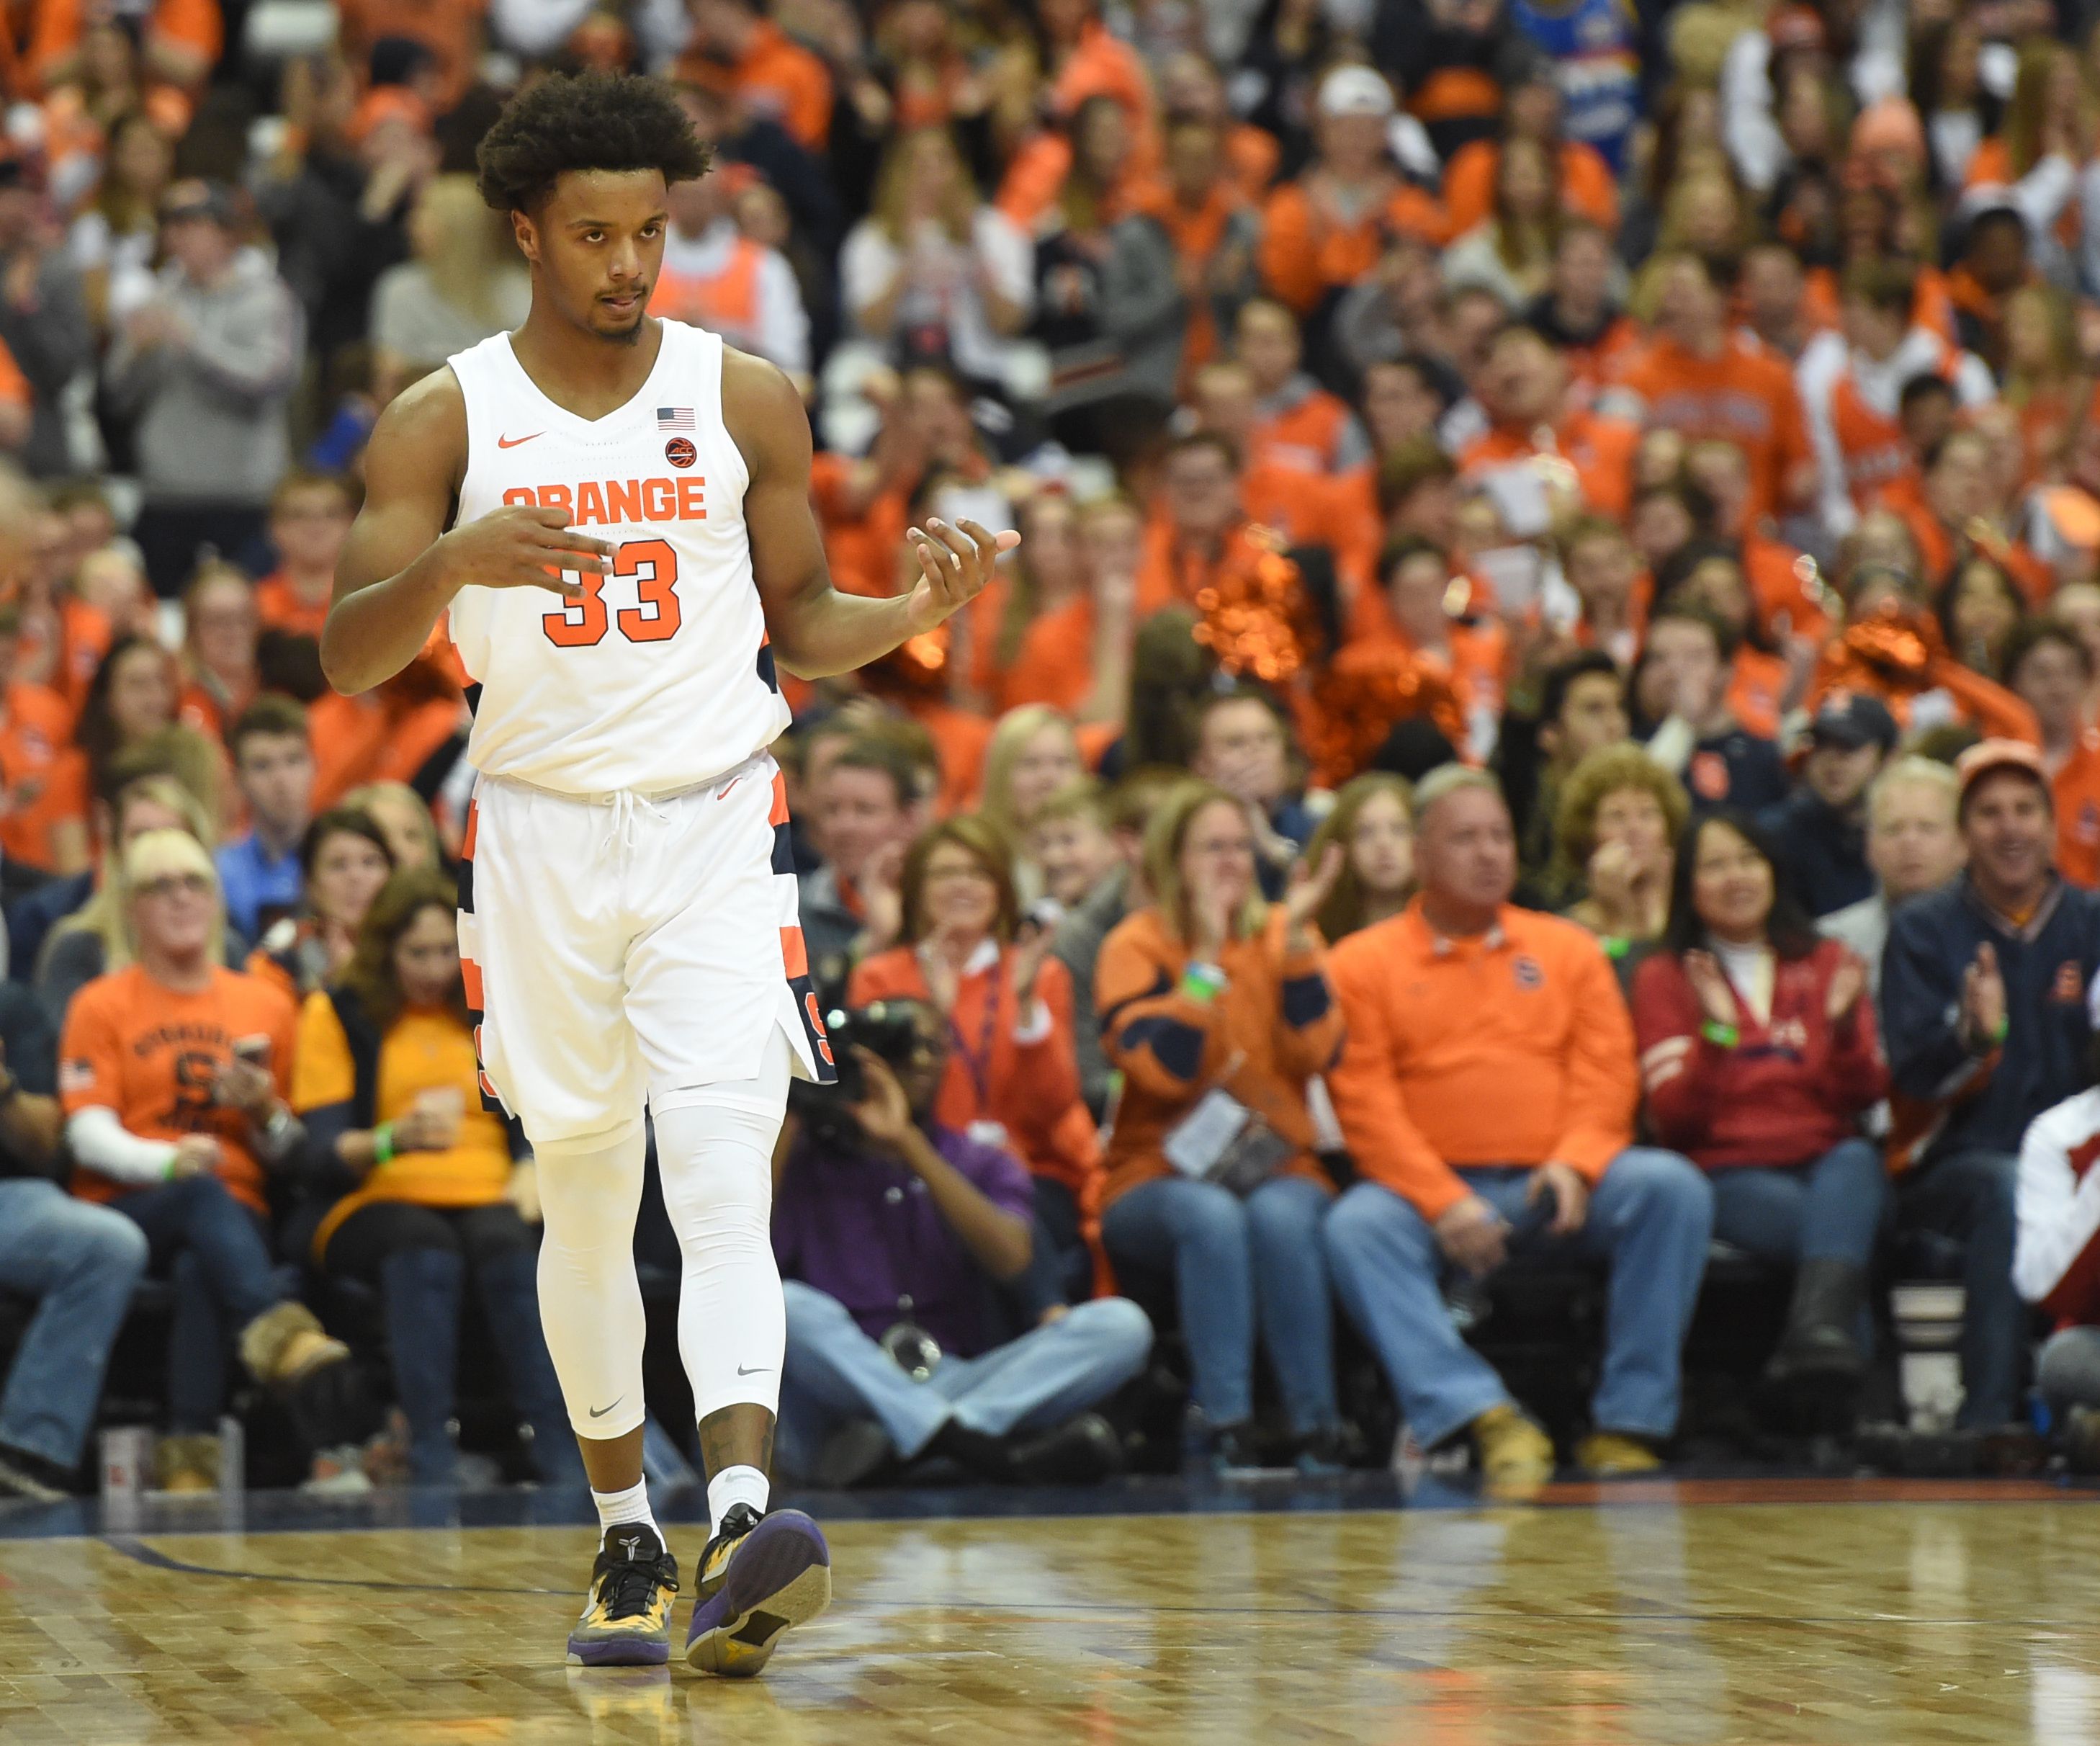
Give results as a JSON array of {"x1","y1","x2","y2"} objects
[
  {"x1": 657, "y1": 407, "x2": 695, "y2": 431},
  {"x1": 58, "y1": 1059, "x2": 94, "y2": 1095}
]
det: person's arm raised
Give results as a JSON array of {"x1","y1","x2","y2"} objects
[
  {"x1": 319, "y1": 371, "x2": 612, "y2": 697},
  {"x1": 727, "y1": 349, "x2": 1015, "y2": 680}
]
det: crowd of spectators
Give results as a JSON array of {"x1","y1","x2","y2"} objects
[{"x1": 20, "y1": 0, "x2": 2100, "y2": 1499}]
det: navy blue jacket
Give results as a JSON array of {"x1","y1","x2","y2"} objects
[
  {"x1": 1880, "y1": 876, "x2": 2100, "y2": 1165},
  {"x1": 1759, "y1": 787, "x2": 1873, "y2": 918}
]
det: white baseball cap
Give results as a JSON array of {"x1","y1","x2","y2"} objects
[{"x1": 1319, "y1": 65, "x2": 1395, "y2": 120}]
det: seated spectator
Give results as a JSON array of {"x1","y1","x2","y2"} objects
[
  {"x1": 76, "y1": 633, "x2": 179, "y2": 805},
  {"x1": 256, "y1": 471, "x2": 355, "y2": 642},
  {"x1": 1553, "y1": 743, "x2": 1690, "y2": 955},
  {"x1": 1633, "y1": 604, "x2": 1790, "y2": 815},
  {"x1": 1051, "y1": 766, "x2": 1183, "y2": 1121},
  {"x1": 648, "y1": 108, "x2": 809, "y2": 380},
  {"x1": 104, "y1": 180, "x2": 303, "y2": 596},
  {"x1": 0, "y1": 975, "x2": 148, "y2": 1499},
  {"x1": 1634, "y1": 812, "x2": 1889, "y2": 1410},
  {"x1": 2001, "y1": 621, "x2": 2100, "y2": 887},
  {"x1": 369, "y1": 173, "x2": 530, "y2": 404},
  {"x1": 1820, "y1": 756, "x2": 1967, "y2": 993},
  {"x1": 1324, "y1": 766, "x2": 1714, "y2": 1493},
  {"x1": 37, "y1": 767, "x2": 228, "y2": 1026},
  {"x1": 1190, "y1": 687, "x2": 1314, "y2": 897},
  {"x1": 1028, "y1": 777, "x2": 1121, "y2": 918},
  {"x1": 837, "y1": 127, "x2": 1030, "y2": 401},
  {"x1": 1458, "y1": 323, "x2": 1637, "y2": 523},
  {"x1": 773, "y1": 999, "x2": 1151, "y2": 1487},
  {"x1": 70, "y1": 107, "x2": 177, "y2": 339},
  {"x1": 341, "y1": 780, "x2": 444, "y2": 874},
  {"x1": 0, "y1": 594, "x2": 89, "y2": 879},
  {"x1": 289, "y1": 868, "x2": 577, "y2": 1487},
  {"x1": 851, "y1": 818, "x2": 1100, "y2": 1314},
  {"x1": 1235, "y1": 297, "x2": 1368, "y2": 478},
  {"x1": 1526, "y1": 220, "x2": 1638, "y2": 393},
  {"x1": 978, "y1": 704, "x2": 1085, "y2": 903},
  {"x1": 1303, "y1": 772, "x2": 1415, "y2": 943},
  {"x1": 59, "y1": 829, "x2": 368, "y2": 1490},
  {"x1": 2014, "y1": 1057, "x2": 2100, "y2": 1450},
  {"x1": 994, "y1": 493, "x2": 1142, "y2": 725},
  {"x1": 1137, "y1": 114, "x2": 1262, "y2": 382},
  {"x1": 1258, "y1": 67, "x2": 1445, "y2": 318},
  {"x1": 216, "y1": 697, "x2": 314, "y2": 943},
  {"x1": 1881, "y1": 740, "x2": 2100, "y2": 1430},
  {"x1": 1502, "y1": 649, "x2": 1630, "y2": 887},
  {"x1": 1654, "y1": 542, "x2": 1789, "y2": 740},
  {"x1": 175, "y1": 560, "x2": 259, "y2": 743},
  {"x1": 678, "y1": 0, "x2": 834, "y2": 156},
  {"x1": 1937, "y1": 555, "x2": 2027, "y2": 680},
  {"x1": 1759, "y1": 693, "x2": 1899, "y2": 920},
  {"x1": 1442, "y1": 137, "x2": 1561, "y2": 312},
  {"x1": 1095, "y1": 782, "x2": 1348, "y2": 1472},
  {"x1": 799, "y1": 735, "x2": 922, "y2": 993},
  {"x1": 249, "y1": 807, "x2": 395, "y2": 1003}
]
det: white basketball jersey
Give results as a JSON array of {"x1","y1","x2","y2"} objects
[{"x1": 445, "y1": 320, "x2": 790, "y2": 796}]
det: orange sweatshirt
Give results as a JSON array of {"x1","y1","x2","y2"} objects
[
  {"x1": 849, "y1": 941, "x2": 1100, "y2": 1197},
  {"x1": 1095, "y1": 905, "x2": 1342, "y2": 1209},
  {"x1": 1325, "y1": 900, "x2": 1638, "y2": 1219}
]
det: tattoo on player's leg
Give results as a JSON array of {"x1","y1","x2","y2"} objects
[{"x1": 699, "y1": 1403, "x2": 774, "y2": 1482}]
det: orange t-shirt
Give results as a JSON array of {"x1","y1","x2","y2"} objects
[
  {"x1": 1257, "y1": 176, "x2": 1449, "y2": 315},
  {"x1": 990, "y1": 14, "x2": 1160, "y2": 224},
  {"x1": 308, "y1": 689, "x2": 462, "y2": 812},
  {"x1": 0, "y1": 683, "x2": 84, "y2": 871},
  {"x1": 30, "y1": 0, "x2": 220, "y2": 87},
  {"x1": 678, "y1": 19, "x2": 833, "y2": 153},
  {"x1": 60, "y1": 963, "x2": 298, "y2": 1216},
  {"x1": 1609, "y1": 334, "x2": 1811, "y2": 522},
  {"x1": 255, "y1": 571, "x2": 331, "y2": 640},
  {"x1": 1001, "y1": 594, "x2": 1096, "y2": 716},
  {"x1": 2055, "y1": 730, "x2": 2100, "y2": 890},
  {"x1": 1458, "y1": 411, "x2": 1639, "y2": 519},
  {"x1": 1442, "y1": 138, "x2": 1619, "y2": 237}
]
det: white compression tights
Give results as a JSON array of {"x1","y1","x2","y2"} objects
[{"x1": 535, "y1": 1029, "x2": 792, "y2": 1441}]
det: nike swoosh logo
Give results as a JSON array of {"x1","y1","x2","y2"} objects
[
  {"x1": 497, "y1": 432, "x2": 543, "y2": 448},
  {"x1": 588, "y1": 1397, "x2": 624, "y2": 1418},
  {"x1": 736, "y1": 1365, "x2": 771, "y2": 1376}
]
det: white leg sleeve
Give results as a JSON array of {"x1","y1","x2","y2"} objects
[
  {"x1": 652, "y1": 1028, "x2": 792, "y2": 1427},
  {"x1": 533, "y1": 1124, "x2": 649, "y2": 1440}
]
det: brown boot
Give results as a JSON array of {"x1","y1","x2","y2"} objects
[
  {"x1": 156, "y1": 1434, "x2": 218, "y2": 1492},
  {"x1": 237, "y1": 1302, "x2": 349, "y2": 1387}
]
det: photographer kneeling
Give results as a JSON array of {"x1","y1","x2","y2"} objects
[{"x1": 773, "y1": 999, "x2": 1152, "y2": 1488}]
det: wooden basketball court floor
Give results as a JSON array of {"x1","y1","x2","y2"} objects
[{"x1": 2, "y1": 1474, "x2": 2098, "y2": 1745}]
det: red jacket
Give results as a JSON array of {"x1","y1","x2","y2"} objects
[{"x1": 1631, "y1": 939, "x2": 1886, "y2": 1170}]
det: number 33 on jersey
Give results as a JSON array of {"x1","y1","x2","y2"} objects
[{"x1": 444, "y1": 321, "x2": 789, "y2": 797}]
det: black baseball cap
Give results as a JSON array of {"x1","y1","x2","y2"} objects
[{"x1": 1807, "y1": 691, "x2": 1899, "y2": 753}]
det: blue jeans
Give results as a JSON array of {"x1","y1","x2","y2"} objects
[
  {"x1": 776, "y1": 1280, "x2": 1153, "y2": 1469},
  {"x1": 1898, "y1": 1149, "x2": 2022, "y2": 1428},
  {"x1": 112, "y1": 1175, "x2": 284, "y2": 1433},
  {"x1": 0, "y1": 1180, "x2": 148, "y2": 1467},
  {"x1": 1709, "y1": 1139, "x2": 1887, "y2": 1268},
  {"x1": 1324, "y1": 1150, "x2": 1715, "y2": 1448},
  {"x1": 1099, "y1": 1173, "x2": 1339, "y2": 1433}
]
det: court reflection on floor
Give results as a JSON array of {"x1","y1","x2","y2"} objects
[{"x1": 3, "y1": 1492, "x2": 2096, "y2": 1745}]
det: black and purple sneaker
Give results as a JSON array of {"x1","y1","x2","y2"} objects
[
  {"x1": 684, "y1": 1505, "x2": 832, "y2": 1677},
  {"x1": 566, "y1": 1523, "x2": 678, "y2": 1667}
]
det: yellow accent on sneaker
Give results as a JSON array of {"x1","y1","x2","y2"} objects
[
  {"x1": 1471, "y1": 1404, "x2": 1554, "y2": 1499},
  {"x1": 1576, "y1": 1431, "x2": 1663, "y2": 1477},
  {"x1": 156, "y1": 1434, "x2": 218, "y2": 1492}
]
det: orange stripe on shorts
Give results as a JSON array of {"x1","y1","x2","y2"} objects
[
  {"x1": 769, "y1": 770, "x2": 790, "y2": 827},
  {"x1": 462, "y1": 798, "x2": 479, "y2": 861},
  {"x1": 780, "y1": 925, "x2": 809, "y2": 979},
  {"x1": 462, "y1": 955, "x2": 485, "y2": 1011}
]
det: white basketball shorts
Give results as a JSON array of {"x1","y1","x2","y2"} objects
[{"x1": 457, "y1": 751, "x2": 837, "y2": 1147}]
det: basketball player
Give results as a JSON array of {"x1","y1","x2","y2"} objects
[{"x1": 319, "y1": 73, "x2": 1015, "y2": 1675}]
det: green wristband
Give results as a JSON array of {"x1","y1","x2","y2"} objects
[
  {"x1": 1700, "y1": 1021, "x2": 1740, "y2": 1048},
  {"x1": 373, "y1": 1123, "x2": 396, "y2": 1165},
  {"x1": 1180, "y1": 963, "x2": 1227, "y2": 1003}
]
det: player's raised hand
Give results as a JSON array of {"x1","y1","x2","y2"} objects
[
  {"x1": 902, "y1": 517, "x2": 1019, "y2": 633},
  {"x1": 439, "y1": 504, "x2": 611, "y2": 599}
]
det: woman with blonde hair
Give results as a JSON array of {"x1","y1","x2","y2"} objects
[
  {"x1": 369, "y1": 173, "x2": 530, "y2": 403},
  {"x1": 1553, "y1": 745, "x2": 1692, "y2": 954},
  {"x1": 978, "y1": 704, "x2": 1085, "y2": 900},
  {"x1": 1440, "y1": 135, "x2": 1559, "y2": 309},
  {"x1": 1095, "y1": 780, "x2": 1349, "y2": 1472},
  {"x1": 1303, "y1": 773, "x2": 1414, "y2": 943}
]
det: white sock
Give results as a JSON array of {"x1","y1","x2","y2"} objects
[
  {"x1": 707, "y1": 1464, "x2": 769, "y2": 1536},
  {"x1": 593, "y1": 1477, "x2": 657, "y2": 1543}
]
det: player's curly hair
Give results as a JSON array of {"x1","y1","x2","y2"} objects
[{"x1": 475, "y1": 71, "x2": 712, "y2": 215}]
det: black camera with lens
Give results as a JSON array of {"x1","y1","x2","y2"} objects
[{"x1": 787, "y1": 999, "x2": 930, "y2": 1149}]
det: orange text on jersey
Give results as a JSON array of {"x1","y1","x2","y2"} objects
[{"x1": 502, "y1": 478, "x2": 708, "y2": 525}]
